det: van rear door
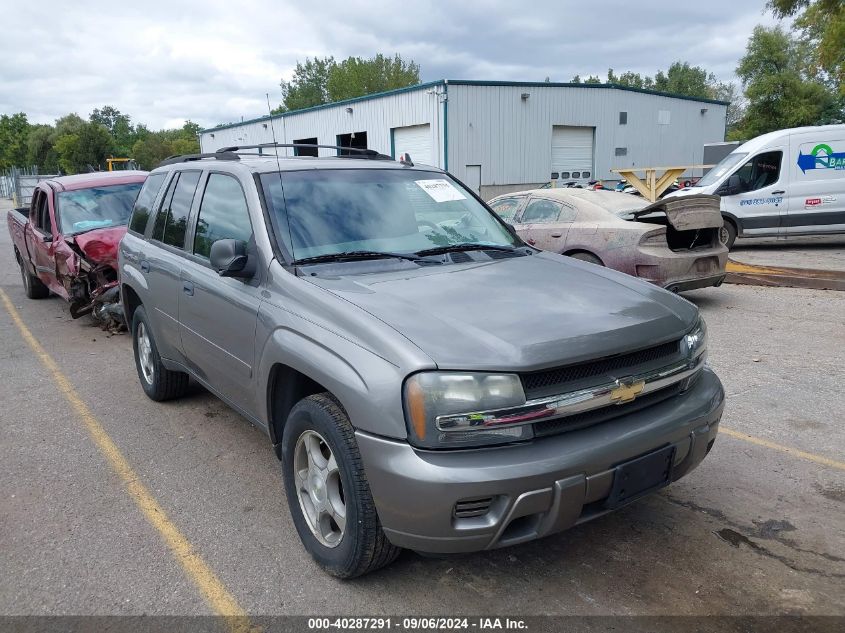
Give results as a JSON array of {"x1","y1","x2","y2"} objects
[
  {"x1": 721, "y1": 148, "x2": 788, "y2": 238},
  {"x1": 787, "y1": 132, "x2": 845, "y2": 235}
]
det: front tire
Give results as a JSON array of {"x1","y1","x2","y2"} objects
[
  {"x1": 19, "y1": 257, "x2": 49, "y2": 299},
  {"x1": 131, "y1": 306, "x2": 189, "y2": 401},
  {"x1": 281, "y1": 394, "x2": 400, "y2": 578},
  {"x1": 720, "y1": 219, "x2": 737, "y2": 250}
]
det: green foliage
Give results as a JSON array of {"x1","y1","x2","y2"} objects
[
  {"x1": 0, "y1": 113, "x2": 30, "y2": 170},
  {"x1": 90, "y1": 105, "x2": 135, "y2": 155},
  {"x1": 277, "y1": 53, "x2": 420, "y2": 112},
  {"x1": 734, "y1": 25, "x2": 841, "y2": 138},
  {"x1": 326, "y1": 54, "x2": 420, "y2": 102},
  {"x1": 130, "y1": 121, "x2": 200, "y2": 170},
  {"x1": 654, "y1": 62, "x2": 712, "y2": 99},
  {"x1": 768, "y1": 0, "x2": 845, "y2": 96},
  {"x1": 26, "y1": 124, "x2": 59, "y2": 173},
  {"x1": 53, "y1": 122, "x2": 115, "y2": 173}
]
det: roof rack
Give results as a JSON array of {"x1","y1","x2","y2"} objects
[
  {"x1": 158, "y1": 152, "x2": 240, "y2": 166},
  {"x1": 216, "y1": 143, "x2": 393, "y2": 161}
]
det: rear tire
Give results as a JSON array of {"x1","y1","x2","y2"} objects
[
  {"x1": 569, "y1": 252, "x2": 604, "y2": 266},
  {"x1": 19, "y1": 257, "x2": 49, "y2": 299},
  {"x1": 720, "y1": 219, "x2": 737, "y2": 250},
  {"x1": 281, "y1": 393, "x2": 400, "y2": 578},
  {"x1": 131, "y1": 306, "x2": 189, "y2": 401}
]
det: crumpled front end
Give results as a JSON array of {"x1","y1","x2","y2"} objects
[{"x1": 65, "y1": 227, "x2": 127, "y2": 330}]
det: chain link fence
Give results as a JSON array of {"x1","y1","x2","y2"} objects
[{"x1": 0, "y1": 167, "x2": 60, "y2": 207}]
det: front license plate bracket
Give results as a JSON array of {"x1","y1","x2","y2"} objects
[{"x1": 605, "y1": 445, "x2": 676, "y2": 509}]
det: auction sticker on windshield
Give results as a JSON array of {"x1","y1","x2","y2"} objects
[{"x1": 416, "y1": 179, "x2": 467, "y2": 202}]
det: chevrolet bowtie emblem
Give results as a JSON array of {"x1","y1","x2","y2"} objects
[{"x1": 610, "y1": 379, "x2": 645, "y2": 404}]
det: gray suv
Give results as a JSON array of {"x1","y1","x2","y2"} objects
[{"x1": 119, "y1": 145, "x2": 724, "y2": 578}]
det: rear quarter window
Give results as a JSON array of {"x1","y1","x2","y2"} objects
[{"x1": 128, "y1": 173, "x2": 167, "y2": 235}]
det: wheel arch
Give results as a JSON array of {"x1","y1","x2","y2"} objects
[
  {"x1": 267, "y1": 363, "x2": 334, "y2": 457},
  {"x1": 563, "y1": 249, "x2": 605, "y2": 265},
  {"x1": 122, "y1": 283, "x2": 143, "y2": 326}
]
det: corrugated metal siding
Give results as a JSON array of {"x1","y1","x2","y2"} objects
[
  {"x1": 446, "y1": 84, "x2": 727, "y2": 186},
  {"x1": 200, "y1": 83, "x2": 727, "y2": 188},
  {"x1": 200, "y1": 87, "x2": 445, "y2": 167}
]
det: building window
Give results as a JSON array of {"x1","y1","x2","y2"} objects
[
  {"x1": 336, "y1": 131, "x2": 368, "y2": 156},
  {"x1": 619, "y1": 111, "x2": 627, "y2": 125},
  {"x1": 615, "y1": 147, "x2": 627, "y2": 156},
  {"x1": 293, "y1": 137, "x2": 318, "y2": 157}
]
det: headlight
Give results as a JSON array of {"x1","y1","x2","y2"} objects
[
  {"x1": 682, "y1": 316, "x2": 708, "y2": 364},
  {"x1": 680, "y1": 317, "x2": 708, "y2": 389},
  {"x1": 404, "y1": 372, "x2": 531, "y2": 448}
]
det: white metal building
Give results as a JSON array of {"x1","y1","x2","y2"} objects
[{"x1": 199, "y1": 80, "x2": 728, "y2": 199}]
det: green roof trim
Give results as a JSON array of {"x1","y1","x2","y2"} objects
[
  {"x1": 201, "y1": 80, "x2": 445, "y2": 133},
  {"x1": 200, "y1": 78, "x2": 728, "y2": 134},
  {"x1": 447, "y1": 80, "x2": 730, "y2": 106}
]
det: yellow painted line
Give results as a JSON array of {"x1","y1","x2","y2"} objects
[
  {"x1": 721, "y1": 426, "x2": 845, "y2": 472},
  {"x1": 0, "y1": 289, "x2": 253, "y2": 632}
]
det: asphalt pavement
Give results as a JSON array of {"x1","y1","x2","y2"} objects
[{"x1": 1, "y1": 198, "x2": 843, "y2": 623}]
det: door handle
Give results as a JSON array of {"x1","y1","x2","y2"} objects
[
  {"x1": 182, "y1": 281, "x2": 194, "y2": 296},
  {"x1": 140, "y1": 260, "x2": 150, "y2": 273},
  {"x1": 771, "y1": 190, "x2": 785, "y2": 195},
  {"x1": 551, "y1": 232, "x2": 562, "y2": 238}
]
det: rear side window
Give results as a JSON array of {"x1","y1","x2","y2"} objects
[
  {"x1": 193, "y1": 174, "x2": 253, "y2": 258},
  {"x1": 129, "y1": 173, "x2": 166, "y2": 235},
  {"x1": 521, "y1": 198, "x2": 563, "y2": 223},
  {"x1": 152, "y1": 171, "x2": 201, "y2": 248},
  {"x1": 490, "y1": 197, "x2": 522, "y2": 221}
]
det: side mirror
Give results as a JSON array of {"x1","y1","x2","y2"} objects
[
  {"x1": 719, "y1": 174, "x2": 742, "y2": 196},
  {"x1": 209, "y1": 239, "x2": 252, "y2": 278}
]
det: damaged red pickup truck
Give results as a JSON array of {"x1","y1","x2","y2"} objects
[{"x1": 7, "y1": 171, "x2": 147, "y2": 328}]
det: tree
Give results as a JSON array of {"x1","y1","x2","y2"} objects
[
  {"x1": 90, "y1": 106, "x2": 135, "y2": 156},
  {"x1": 734, "y1": 25, "x2": 841, "y2": 137},
  {"x1": 131, "y1": 132, "x2": 174, "y2": 170},
  {"x1": 0, "y1": 113, "x2": 31, "y2": 169},
  {"x1": 277, "y1": 57, "x2": 335, "y2": 112},
  {"x1": 276, "y1": 53, "x2": 420, "y2": 112},
  {"x1": 26, "y1": 124, "x2": 59, "y2": 173},
  {"x1": 54, "y1": 122, "x2": 114, "y2": 173},
  {"x1": 653, "y1": 62, "x2": 712, "y2": 99},
  {"x1": 326, "y1": 54, "x2": 420, "y2": 102},
  {"x1": 768, "y1": 0, "x2": 845, "y2": 95}
]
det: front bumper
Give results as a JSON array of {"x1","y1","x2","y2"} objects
[{"x1": 357, "y1": 368, "x2": 724, "y2": 554}]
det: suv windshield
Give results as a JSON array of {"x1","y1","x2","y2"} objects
[
  {"x1": 57, "y1": 183, "x2": 143, "y2": 235},
  {"x1": 694, "y1": 152, "x2": 748, "y2": 188},
  {"x1": 260, "y1": 169, "x2": 518, "y2": 262}
]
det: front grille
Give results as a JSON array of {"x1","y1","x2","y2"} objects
[
  {"x1": 454, "y1": 497, "x2": 494, "y2": 519},
  {"x1": 520, "y1": 339, "x2": 680, "y2": 399},
  {"x1": 533, "y1": 382, "x2": 683, "y2": 439}
]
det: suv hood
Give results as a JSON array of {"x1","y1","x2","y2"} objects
[
  {"x1": 307, "y1": 252, "x2": 697, "y2": 371},
  {"x1": 628, "y1": 194, "x2": 722, "y2": 230}
]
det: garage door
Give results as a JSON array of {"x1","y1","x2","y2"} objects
[
  {"x1": 551, "y1": 126, "x2": 594, "y2": 180},
  {"x1": 393, "y1": 124, "x2": 433, "y2": 166}
]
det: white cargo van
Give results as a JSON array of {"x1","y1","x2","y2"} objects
[{"x1": 667, "y1": 125, "x2": 845, "y2": 248}]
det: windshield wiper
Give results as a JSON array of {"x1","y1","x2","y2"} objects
[
  {"x1": 292, "y1": 250, "x2": 430, "y2": 265},
  {"x1": 414, "y1": 243, "x2": 518, "y2": 257}
]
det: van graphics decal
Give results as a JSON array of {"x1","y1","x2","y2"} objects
[
  {"x1": 797, "y1": 144, "x2": 845, "y2": 173},
  {"x1": 740, "y1": 196, "x2": 784, "y2": 206},
  {"x1": 804, "y1": 195, "x2": 837, "y2": 208}
]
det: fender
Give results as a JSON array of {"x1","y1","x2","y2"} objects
[{"x1": 256, "y1": 321, "x2": 409, "y2": 440}]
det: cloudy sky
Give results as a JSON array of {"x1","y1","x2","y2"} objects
[{"x1": 1, "y1": 0, "x2": 780, "y2": 131}]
